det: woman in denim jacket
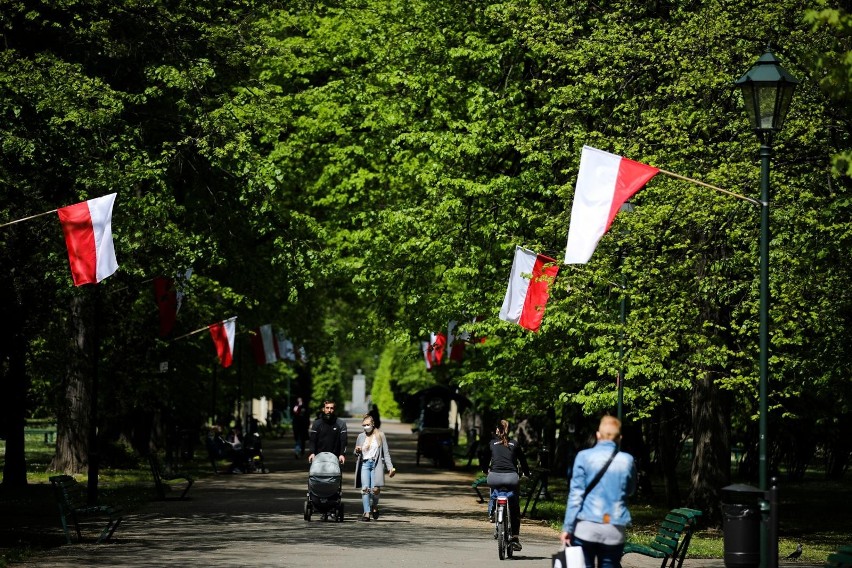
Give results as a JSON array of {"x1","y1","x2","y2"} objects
[{"x1": 560, "y1": 416, "x2": 636, "y2": 568}]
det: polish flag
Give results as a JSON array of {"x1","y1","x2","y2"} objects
[
  {"x1": 209, "y1": 317, "x2": 237, "y2": 368},
  {"x1": 447, "y1": 320, "x2": 469, "y2": 362},
  {"x1": 421, "y1": 341, "x2": 433, "y2": 370},
  {"x1": 57, "y1": 193, "x2": 118, "y2": 286},
  {"x1": 429, "y1": 332, "x2": 446, "y2": 367},
  {"x1": 251, "y1": 324, "x2": 278, "y2": 365},
  {"x1": 564, "y1": 146, "x2": 659, "y2": 264},
  {"x1": 421, "y1": 333, "x2": 446, "y2": 370},
  {"x1": 499, "y1": 246, "x2": 559, "y2": 332}
]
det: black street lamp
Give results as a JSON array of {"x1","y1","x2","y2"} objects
[
  {"x1": 734, "y1": 47, "x2": 798, "y2": 568},
  {"x1": 617, "y1": 201, "x2": 634, "y2": 422}
]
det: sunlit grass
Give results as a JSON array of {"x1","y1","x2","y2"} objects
[{"x1": 457, "y1": 445, "x2": 851, "y2": 563}]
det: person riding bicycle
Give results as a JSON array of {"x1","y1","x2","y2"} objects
[{"x1": 486, "y1": 419, "x2": 531, "y2": 551}]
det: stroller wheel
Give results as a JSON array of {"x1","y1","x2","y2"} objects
[
  {"x1": 303, "y1": 501, "x2": 312, "y2": 521},
  {"x1": 336, "y1": 502, "x2": 344, "y2": 522}
]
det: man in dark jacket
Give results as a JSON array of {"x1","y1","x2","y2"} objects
[{"x1": 308, "y1": 399, "x2": 348, "y2": 465}]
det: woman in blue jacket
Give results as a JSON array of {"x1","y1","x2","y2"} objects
[{"x1": 560, "y1": 416, "x2": 636, "y2": 568}]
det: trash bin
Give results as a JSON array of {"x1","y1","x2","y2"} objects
[{"x1": 722, "y1": 483, "x2": 764, "y2": 568}]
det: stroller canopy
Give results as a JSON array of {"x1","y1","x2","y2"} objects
[{"x1": 309, "y1": 452, "x2": 342, "y2": 499}]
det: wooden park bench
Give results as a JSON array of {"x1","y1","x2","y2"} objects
[
  {"x1": 623, "y1": 507, "x2": 703, "y2": 568},
  {"x1": 826, "y1": 545, "x2": 852, "y2": 568},
  {"x1": 49, "y1": 475, "x2": 123, "y2": 544},
  {"x1": 24, "y1": 426, "x2": 57, "y2": 444},
  {"x1": 148, "y1": 455, "x2": 194, "y2": 500}
]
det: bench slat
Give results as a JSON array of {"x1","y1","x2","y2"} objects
[{"x1": 624, "y1": 543, "x2": 667, "y2": 558}]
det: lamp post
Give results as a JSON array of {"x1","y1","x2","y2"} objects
[
  {"x1": 617, "y1": 201, "x2": 634, "y2": 422},
  {"x1": 734, "y1": 47, "x2": 798, "y2": 568}
]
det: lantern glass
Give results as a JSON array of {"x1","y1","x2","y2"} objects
[{"x1": 735, "y1": 49, "x2": 799, "y2": 136}]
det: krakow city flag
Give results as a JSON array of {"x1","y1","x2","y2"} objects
[
  {"x1": 209, "y1": 317, "x2": 237, "y2": 368},
  {"x1": 56, "y1": 193, "x2": 118, "y2": 286},
  {"x1": 564, "y1": 146, "x2": 659, "y2": 264},
  {"x1": 498, "y1": 246, "x2": 559, "y2": 332}
]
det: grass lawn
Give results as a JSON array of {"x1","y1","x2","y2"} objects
[
  {"x1": 458, "y1": 437, "x2": 851, "y2": 565},
  {"x1": 519, "y1": 466, "x2": 851, "y2": 563},
  {"x1": 0, "y1": 432, "x2": 210, "y2": 568}
]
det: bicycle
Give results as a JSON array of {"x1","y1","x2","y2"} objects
[{"x1": 491, "y1": 487, "x2": 516, "y2": 560}]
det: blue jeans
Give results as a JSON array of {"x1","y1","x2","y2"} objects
[
  {"x1": 360, "y1": 459, "x2": 378, "y2": 513},
  {"x1": 571, "y1": 536, "x2": 624, "y2": 568}
]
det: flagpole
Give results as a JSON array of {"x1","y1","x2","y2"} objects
[
  {"x1": 87, "y1": 285, "x2": 101, "y2": 505},
  {"x1": 173, "y1": 317, "x2": 237, "y2": 341},
  {"x1": 657, "y1": 169, "x2": 762, "y2": 207},
  {"x1": 0, "y1": 208, "x2": 58, "y2": 229},
  {"x1": 173, "y1": 326, "x2": 212, "y2": 341}
]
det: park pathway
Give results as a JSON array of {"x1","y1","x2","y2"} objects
[
  {"x1": 12, "y1": 419, "x2": 564, "y2": 567},
  {"x1": 11, "y1": 419, "x2": 798, "y2": 568}
]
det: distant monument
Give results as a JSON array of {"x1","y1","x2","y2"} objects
[{"x1": 346, "y1": 369, "x2": 368, "y2": 416}]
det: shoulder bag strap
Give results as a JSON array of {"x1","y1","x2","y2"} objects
[{"x1": 582, "y1": 446, "x2": 619, "y2": 498}]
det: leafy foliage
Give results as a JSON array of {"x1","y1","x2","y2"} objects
[{"x1": 1, "y1": 0, "x2": 850, "y2": 503}]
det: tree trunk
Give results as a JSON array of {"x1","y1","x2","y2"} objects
[
  {"x1": 0, "y1": 275, "x2": 29, "y2": 488},
  {"x1": 689, "y1": 370, "x2": 730, "y2": 526},
  {"x1": 825, "y1": 413, "x2": 852, "y2": 480},
  {"x1": 49, "y1": 295, "x2": 90, "y2": 474},
  {"x1": 656, "y1": 398, "x2": 682, "y2": 507}
]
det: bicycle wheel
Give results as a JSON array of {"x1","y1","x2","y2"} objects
[
  {"x1": 497, "y1": 506, "x2": 507, "y2": 560},
  {"x1": 505, "y1": 511, "x2": 514, "y2": 558}
]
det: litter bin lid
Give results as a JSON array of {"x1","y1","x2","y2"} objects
[{"x1": 722, "y1": 483, "x2": 764, "y2": 503}]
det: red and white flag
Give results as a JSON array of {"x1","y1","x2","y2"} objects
[
  {"x1": 447, "y1": 320, "x2": 469, "y2": 362},
  {"x1": 499, "y1": 246, "x2": 559, "y2": 332},
  {"x1": 251, "y1": 324, "x2": 278, "y2": 365},
  {"x1": 430, "y1": 332, "x2": 446, "y2": 367},
  {"x1": 564, "y1": 146, "x2": 659, "y2": 264},
  {"x1": 57, "y1": 193, "x2": 118, "y2": 286},
  {"x1": 209, "y1": 317, "x2": 237, "y2": 368},
  {"x1": 153, "y1": 269, "x2": 192, "y2": 337},
  {"x1": 421, "y1": 341, "x2": 434, "y2": 370},
  {"x1": 421, "y1": 333, "x2": 447, "y2": 370}
]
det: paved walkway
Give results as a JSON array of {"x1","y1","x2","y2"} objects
[{"x1": 8, "y1": 419, "x2": 812, "y2": 568}]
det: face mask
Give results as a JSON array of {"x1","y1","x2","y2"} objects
[{"x1": 364, "y1": 425, "x2": 374, "y2": 433}]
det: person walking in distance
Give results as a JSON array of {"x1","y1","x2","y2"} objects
[
  {"x1": 353, "y1": 414, "x2": 395, "y2": 521},
  {"x1": 292, "y1": 404, "x2": 310, "y2": 458},
  {"x1": 486, "y1": 419, "x2": 531, "y2": 551},
  {"x1": 307, "y1": 400, "x2": 348, "y2": 465},
  {"x1": 560, "y1": 416, "x2": 636, "y2": 568}
]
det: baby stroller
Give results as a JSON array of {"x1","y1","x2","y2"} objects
[
  {"x1": 304, "y1": 452, "x2": 344, "y2": 522},
  {"x1": 244, "y1": 433, "x2": 267, "y2": 473}
]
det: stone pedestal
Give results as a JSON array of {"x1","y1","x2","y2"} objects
[{"x1": 347, "y1": 369, "x2": 368, "y2": 416}]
